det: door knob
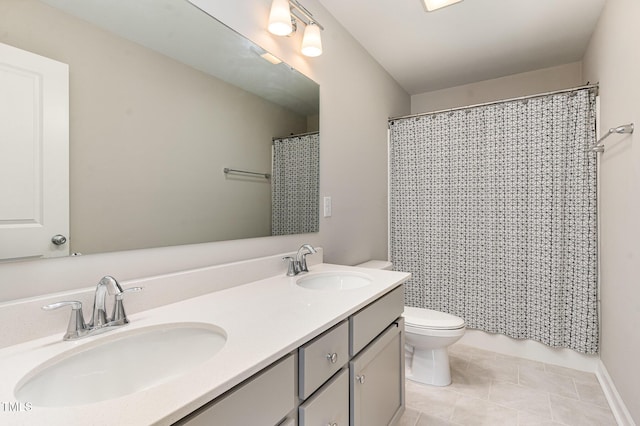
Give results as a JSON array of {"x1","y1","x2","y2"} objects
[{"x1": 51, "y1": 234, "x2": 67, "y2": 245}]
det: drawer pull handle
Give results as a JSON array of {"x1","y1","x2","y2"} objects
[
  {"x1": 326, "y1": 352, "x2": 338, "y2": 364},
  {"x1": 356, "y1": 374, "x2": 366, "y2": 384},
  {"x1": 327, "y1": 423, "x2": 338, "y2": 426}
]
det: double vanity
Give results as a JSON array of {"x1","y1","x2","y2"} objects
[{"x1": 0, "y1": 250, "x2": 410, "y2": 425}]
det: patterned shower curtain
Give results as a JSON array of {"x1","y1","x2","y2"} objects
[
  {"x1": 272, "y1": 132, "x2": 319, "y2": 235},
  {"x1": 390, "y1": 88, "x2": 599, "y2": 354}
]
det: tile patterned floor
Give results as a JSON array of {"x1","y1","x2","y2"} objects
[{"x1": 399, "y1": 344, "x2": 617, "y2": 426}]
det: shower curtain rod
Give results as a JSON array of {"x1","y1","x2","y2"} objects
[
  {"x1": 272, "y1": 130, "x2": 319, "y2": 142},
  {"x1": 389, "y1": 84, "x2": 599, "y2": 123}
]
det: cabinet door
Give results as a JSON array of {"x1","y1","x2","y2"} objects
[{"x1": 350, "y1": 319, "x2": 405, "y2": 426}]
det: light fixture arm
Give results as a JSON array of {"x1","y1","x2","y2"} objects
[{"x1": 289, "y1": 0, "x2": 324, "y2": 30}]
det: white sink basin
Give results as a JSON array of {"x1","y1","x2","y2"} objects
[
  {"x1": 297, "y1": 272, "x2": 372, "y2": 290},
  {"x1": 14, "y1": 322, "x2": 226, "y2": 407}
]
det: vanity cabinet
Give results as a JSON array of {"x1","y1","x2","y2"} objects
[
  {"x1": 300, "y1": 285, "x2": 405, "y2": 426},
  {"x1": 175, "y1": 284, "x2": 404, "y2": 426},
  {"x1": 349, "y1": 285, "x2": 405, "y2": 426}
]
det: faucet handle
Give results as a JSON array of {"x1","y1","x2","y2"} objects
[
  {"x1": 111, "y1": 287, "x2": 143, "y2": 325},
  {"x1": 115, "y1": 287, "x2": 143, "y2": 301},
  {"x1": 282, "y1": 256, "x2": 296, "y2": 277},
  {"x1": 43, "y1": 300, "x2": 82, "y2": 311},
  {"x1": 42, "y1": 301, "x2": 87, "y2": 340}
]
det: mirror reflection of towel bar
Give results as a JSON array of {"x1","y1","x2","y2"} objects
[
  {"x1": 223, "y1": 167, "x2": 271, "y2": 179},
  {"x1": 592, "y1": 123, "x2": 634, "y2": 153}
]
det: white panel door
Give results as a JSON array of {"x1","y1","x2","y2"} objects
[{"x1": 0, "y1": 42, "x2": 69, "y2": 261}]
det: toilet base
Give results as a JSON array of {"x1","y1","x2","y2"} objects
[{"x1": 406, "y1": 347, "x2": 452, "y2": 386}]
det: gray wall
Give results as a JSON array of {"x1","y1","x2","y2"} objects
[
  {"x1": 411, "y1": 62, "x2": 583, "y2": 113},
  {"x1": 583, "y1": 0, "x2": 640, "y2": 421}
]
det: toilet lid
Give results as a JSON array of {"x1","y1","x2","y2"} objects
[{"x1": 403, "y1": 306, "x2": 465, "y2": 330}]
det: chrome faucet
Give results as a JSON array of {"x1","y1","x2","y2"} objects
[
  {"x1": 283, "y1": 244, "x2": 317, "y2": 276},
  {"x1": 43, "y1": 275, "x2": 142, "y2": 341}
]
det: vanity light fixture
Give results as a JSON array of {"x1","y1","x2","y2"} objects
[
  {"x1": 268, "y1": 0, "x2": 324, "y2": 57},
  {"x1": 422, "y1": 0, "x2": 463, "y2": 12}
]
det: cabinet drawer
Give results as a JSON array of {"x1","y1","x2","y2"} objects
[
  {"x1": 177, "y1": 354, "x2": 295, "y2": 426},
  {"x1": 299, "y1": 369, "x2": 349, "y2": 426},
  {"x1": 299, "y1": 320, "x2": 349, "y2": 399},
  {"x1": 298, "y1": 321, "x2": 349, "y2": 399},
  {"x1": 350, "y1": 285, "x2": 404, "y2": 356}
]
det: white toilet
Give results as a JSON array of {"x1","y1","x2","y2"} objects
[
  {"x1": 356, "y1": 260, "x2": 466, "y2": 386},
  {"x1": 403, "y1": 306, "x2": 465, "y2": 386}
]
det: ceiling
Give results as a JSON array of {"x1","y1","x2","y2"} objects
[{"x1": 318, "y1": 0, "x2": 607, "y2": 95}]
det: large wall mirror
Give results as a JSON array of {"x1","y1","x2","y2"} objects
[{"x1": 2, "y1": 0, "x2": 319, "y2": 257}]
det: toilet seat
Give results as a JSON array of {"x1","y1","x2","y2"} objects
[{"x1": 403, "y1": 306, "x2": 465, "y2": 330}]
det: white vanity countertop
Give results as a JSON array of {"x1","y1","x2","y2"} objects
[{"x1": 0, "y1": 263, "x2": 410, "y2": 425}]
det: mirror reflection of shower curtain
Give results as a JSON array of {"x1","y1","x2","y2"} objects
[
  {"x1": 272, "y1": 132, "x2": 319, "y2": 235},
  {"x1": 390, "y1": 87, "x2": 599, "y2": 354}
]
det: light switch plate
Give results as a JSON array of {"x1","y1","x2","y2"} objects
[{"x1": 323, "y1": 196, "x2": 332, "y2": 217}]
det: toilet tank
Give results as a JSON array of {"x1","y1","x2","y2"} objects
[{"x1": 356, "y1": 260, "x2": 393, "y2": 270}]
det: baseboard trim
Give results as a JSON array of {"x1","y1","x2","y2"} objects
[
  {"x1": 596, "y1": 361, "x2": 636, "y2": 426},
  {"x1": 459, "y1": 329, "x2": 599, "y2": 372}
]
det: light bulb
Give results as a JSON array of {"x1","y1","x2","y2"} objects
[
  {"x1": 301, "y1": 23, "x2": 322, "y2": 57},
  {"x1": 268, "y1": 0, "x2": 293, "y2": 36}
]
